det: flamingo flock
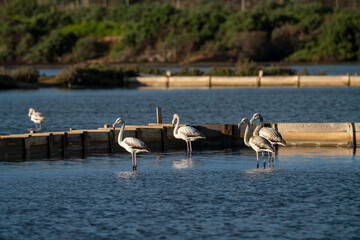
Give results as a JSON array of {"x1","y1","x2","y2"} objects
[
  {"x1": 27, "y1": 108, "x2": 285, "y2": 170},
  {"x1": 112, "y1": 112, "x2": 285, "y2": 171}
]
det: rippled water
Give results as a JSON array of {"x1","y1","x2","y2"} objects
[
  {"x1": 0, "y1": 87, "x2": 360, "y2": 135},
  {"x1": 0, "y1": 148, "x2": 359, "y2": 239}
]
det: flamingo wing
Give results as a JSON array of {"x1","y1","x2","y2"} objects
[
  {"x1": 250, "y1": 136, "x2": 274, "y2": 152},
  {"x1": 178, "y1": 126, "x2": 205, "y2": 138},
  {"x1": 260, "y1": 127, "x2": 286, "y2": 145},
  {"x1": 32, "y1": 112, "x2": 45, "y2": 121},
  {"x1": 124, "y1": 137, "x2": 151, "y2": 152}
]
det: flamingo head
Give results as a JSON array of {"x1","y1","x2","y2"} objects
[
  {"x1": 28, "y1": 108, "x2": 35, "y2": 117},
  {"x1": 238, "y1": 118, "x2": 248, "y2": 130},
  {"x1": 171, "y1": 113, "x2": 179, "y2": 125},
  {"x1": 112, "y1": 117, "x2": 122, "y2": 130},
  {"x1": 252, "y1": 113, "x2": 260, "y2": 120}
]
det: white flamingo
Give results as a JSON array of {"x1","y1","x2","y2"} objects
[
  {"x1": 28, "y1": 108, "x2": 45, "y2": 131},
  {"x1": 172, "y1": 113, "x2": 206, "y2": 154},
  {"x1": 250, "y1": 113, "x2": 286, "y2": 147},
  {"x1": 113, "y1": 118, "x2": 151, "y2": 171},
  {"x1": 238, "y1": 118, "x2": 274, "y2": 168}
]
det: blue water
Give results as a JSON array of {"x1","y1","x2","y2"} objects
[
  {"x1": 0, "y1": 87, "x2": 359, "y2": 135},
  {"x1": 0, "y1": 148, "x2": 359, "y2": 239}
]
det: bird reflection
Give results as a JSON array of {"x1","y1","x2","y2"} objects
[{"x1": 173, "y1": 154, "x2": 193, "y2": 169}]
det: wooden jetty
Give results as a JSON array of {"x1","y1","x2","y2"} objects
[{"x1": 0, "y1": 121, "x2": 358, "y2": 161}]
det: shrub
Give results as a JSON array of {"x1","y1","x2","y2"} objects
[
  {"x1": 205, "y1": 66, "x2": 234, "y2": 76},
  {"x1": 12, "y1": 67, "x2": 39, "y2": 83},
  {"x1": 26, "y1": 30, "x2": 76, "y2": 63},
  {"x1": 0, "y1": 74, "x2": 17, "y2": 89},
  {"x1": 171, "y1": 67, "x2": 203, "y2": 76},
  {"x1": 70, "y1": 37, "x2": 107, "y2": 62},
  {"x1": 263, "y1": 65, "x2": 296, "y2": 76},
  {"x1": 55, "y1": 64, "x2": 124, "y2": 87},
  {"x1": 235, "y1": 58, "x2": 260, "y2": 76}
]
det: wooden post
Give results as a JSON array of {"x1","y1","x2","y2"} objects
[
  {"x1": 223, "y1": 124, "x2": 233, "y2": 148},
  {"x1": 48, "y1": 133, "x2": 54, "y2": 158},
  {"x1": 109, "y1": 129, "x2": 115, "y2": 153},
  {"x1": 24, "y1": 138, "x2": 31, "y2": 160},
  {"x1": 82, "y1": 131, "x2": 89, "y2": 157},
  {"x1": 347, "y1": 122, "x2": 355, "y2": 147},
  {"x1": 162, "y1": 127, "x2": 168, "y2": 151},
  {"x1": 156, "y1": 107, "x2": 163, "y2": 124},
  {"x1": 62, "y1": 132, "x2": 68, "y2": 158}
]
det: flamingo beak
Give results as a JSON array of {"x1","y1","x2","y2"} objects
[{"x1": 112, "y1": 122, "x2": 117, "y2": 130}]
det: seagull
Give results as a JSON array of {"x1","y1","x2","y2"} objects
[
  {"x1": 113, "y1": 117, "x2": 151, "y2": 171},
  {"x1": 28, "y1": 108, "x2": 45, "y2": 131},
  {"x1": 238, "y1": 118, "x2": 274, "y2": 168},
  {"x1": 172, "y1": 113, "x2": 205, "y2": 154}
]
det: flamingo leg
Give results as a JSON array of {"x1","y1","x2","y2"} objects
[
  {"x1": 268, "y1": 152, "x2": 271, "y2": 167},
  {"x1": 39, "y1": 122, "x2": 42, "y2": 131},
  {"x1": 189, "y1": 141, "x2": 193, "y2": 153},
  {"x1": 186, "y1": 141, "x2": 189, "y2": 154},
  {"x1": 256, "y1": 152, "x2": 259, "y2": 168},
  {"x1": 134, "y1": 153, "x2": 137, "y2": 171},
  {"x1": 263, "y1": 152, "x2": 266, "y2": 168},
  {"x1": 131, "y1": 152, "x2": 135, "y2": 171}
]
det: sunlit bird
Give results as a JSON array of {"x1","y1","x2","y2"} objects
[
  {"x1": 172, "y1": 113, "x2": 205, "y2": 154},
  {"x1": 28, "y1": 108, "x2": 45, "y2": 131},
  {"x1": 238, "y1": 118, "x2": 274, "y2": 168},
  {"x1": 250, "y1": 113, "x2": 286, "y2": 147},
  {"x1": 113, "y1": 117, "x2": 151, "y2": 171}
]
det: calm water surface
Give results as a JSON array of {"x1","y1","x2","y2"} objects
[
  {"x1": 0, "y1": 87, "x2": 359, "y2": 135},
  {"x1": 0, "y1": 148, "x2": 359, "y2": 239}
]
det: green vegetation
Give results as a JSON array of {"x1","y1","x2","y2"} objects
[
  {"x1": 12, "y1": 66, "x2": 39, "y2": 83},
  {"x1": 0, "y1": 0, "x2": 359, "y2": 64},
  {"x1": 0, "y1": 74, "x2": 17, "y2": 89},
  {"x1": 55, "y1": 64, "x2": 163, "y2": 87}
]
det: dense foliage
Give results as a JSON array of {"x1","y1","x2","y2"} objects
[{"x1": 0, "y1": 0, "x2": 359, "y2": 64}]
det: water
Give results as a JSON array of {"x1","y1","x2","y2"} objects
[
  {"x1": 0, "y1": 87, "x2": 359, "y2": 135},
  {"x1": 1, "y1": 87, "x2": 360, "y2": 239},
  {"x1": 0, "y1": 148, "x2": 359, "y2": 239}
]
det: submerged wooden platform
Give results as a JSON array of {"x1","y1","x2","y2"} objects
[{"x1": 0, "y1": 122, "x2": 358, "y2": 161}]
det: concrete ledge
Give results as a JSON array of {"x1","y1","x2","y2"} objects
[
  {"x1": 299, "y1": 75, "x2": 349, "y2": 87},
  {"x1": 211, "y1": 76, "x2": 258, "y2": 87},
  {"x1": 169, "y1": 76, "x2": 210, "y2": 87},
  {"x1": 260, "y1": 76, "x2": 298, "y2": 87},
  {"x1": 126, "y1": 76, "x2": 168, "y2": 87},
  {"x1": 350, "y1": 75, "x2": 360, "y2": 87}
]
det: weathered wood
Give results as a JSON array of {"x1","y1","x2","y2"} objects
[
  {"x1": 24, "y1": 138, "x2": 30, "y2": 160},
  {"x1": 223, "y1": 124, "x2": 232, "y2": 148},
  {"x1": 1, "y1": 122, "x2": 360, "y2": 161},
  {"x1": 156, "y1": 107, "x2": 163, "y2": 124},
  {"x1": 48, "y1": 133, "x2": 54, "y2": 158},
  {"x1": 62, "y1": 132, "x2": 68, "y2": 158},
  {"x1": 82, "y1": 131, "x2": 89, "y2": 157}
]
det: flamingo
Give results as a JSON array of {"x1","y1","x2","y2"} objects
[
  {"x1": 28, "y1": 108, "x2": 45, "y2": 131},
  {"x1": 250, "y1": 113, "x2": 286, "y2": 147},
  {"x1": 238, "y1": 118, "x2": 274, "y2": 168},
  {"x1": 112, "y1": 117, "x2": 151, "y2": 171},
  {"x1": 172, "y1": 113, "x2": 206, "y2": 154}
]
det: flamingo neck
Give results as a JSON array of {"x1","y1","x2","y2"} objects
[
  {"x1": 173, "y1": 116, "x2": 180, "y2": 136},
  {"x1": 253, "y1": 124, "x2": 261, "y2": 136},
  {"x1": 259, "y1": 115, "x2": 264, "y2": 127},
  {"x1": 243, "y1": 120, "x2": 251, "y2": 147},
  {"x1": 118, "y1": 121, "x2": 125, "y2": 143}
]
